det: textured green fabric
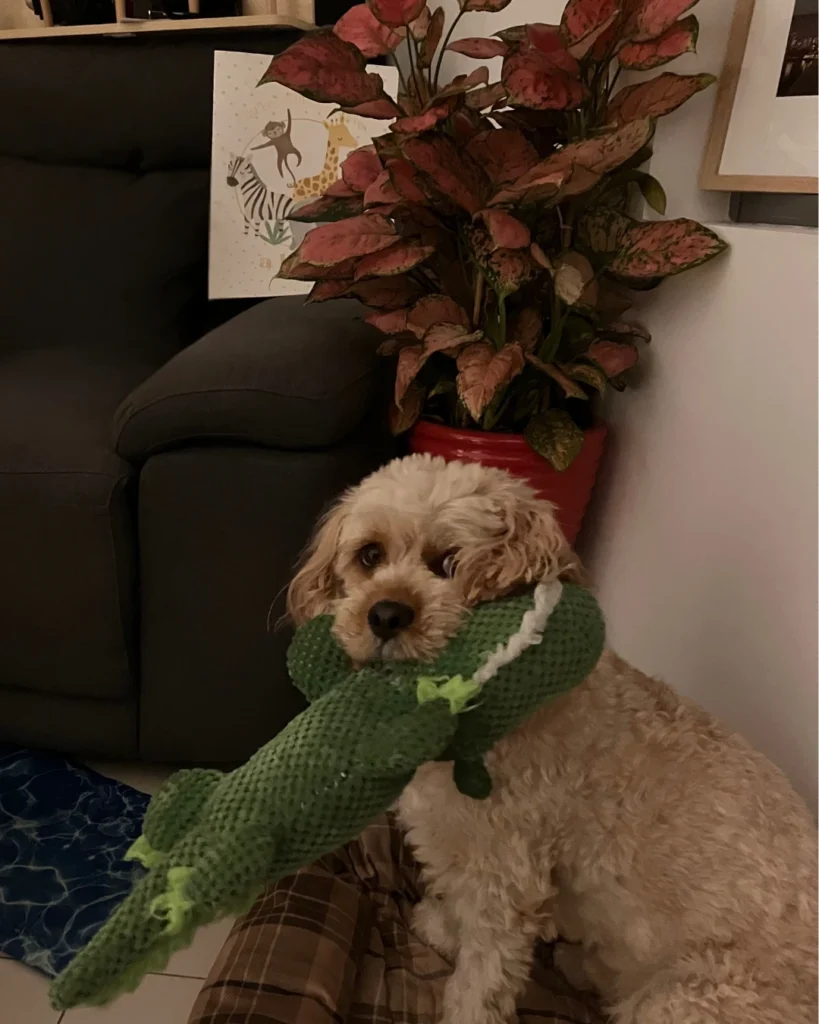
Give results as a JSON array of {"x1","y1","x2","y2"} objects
[{"x1": 50, "y1": 583, "x2": 603, "y2": 1011}]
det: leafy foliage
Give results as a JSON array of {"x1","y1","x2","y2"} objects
[{"x1": 259, "y1": 0, "x2": 727, "y2": 468}]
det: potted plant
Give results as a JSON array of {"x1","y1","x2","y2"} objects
[{"x1": 259, "y1": 0, "x2": 727, "y2": 541}]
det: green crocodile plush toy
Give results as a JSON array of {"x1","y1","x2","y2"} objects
[{"x1": 50, "y1": 580, "x2": 603, "y2": 1011}]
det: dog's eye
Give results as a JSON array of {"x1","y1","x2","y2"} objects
[
  {"x1": 357, "y1": 543, "x2": 383, "y2": 570},
  {"x1": 428, "y1": 550, "x2": 458, "y2": 579}
]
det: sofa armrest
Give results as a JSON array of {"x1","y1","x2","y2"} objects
[{"x1": 114, "y1": 297, "x2": 381, "y2": 462}]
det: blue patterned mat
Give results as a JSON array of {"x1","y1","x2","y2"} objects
[{"x1": 0, "y1": 745, "x2": 149, "y2": 975}]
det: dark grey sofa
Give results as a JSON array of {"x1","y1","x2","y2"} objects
[{"x1": 0, "y1": 30, "x2": 387, "y2": 763}]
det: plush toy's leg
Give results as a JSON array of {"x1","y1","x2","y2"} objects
[
  {"x1": 165, "y1": 827, "x2": 275, "y2": 920},
  {"x1": 137, "y1": 769, "x2": 223, "y2": 857}
]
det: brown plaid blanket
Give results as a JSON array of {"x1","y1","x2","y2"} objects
[{"x1": 189, "y1": 815, "x2": 605, "y2": 1024}]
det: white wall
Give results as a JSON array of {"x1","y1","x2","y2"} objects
[
  {"x1": 440, "y1": 0, "x2": 818, "y2": 804},
  {"x1": 571, "y1": 5, "x2": 818, "y2": 804},
  {"x1": 580, "y1": 225, "x2": 818, "y2": 807},
  {"x1": 0, "y1": 1, "x2": 39, "y2": 30}
]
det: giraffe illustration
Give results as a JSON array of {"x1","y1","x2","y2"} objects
[{"x1": 291, "y1": 116, "x2": 358, "y2": 202}]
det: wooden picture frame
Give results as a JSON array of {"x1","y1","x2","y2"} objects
[{"x1": 701, "y1": 0, "x2": 818, "y2": 194}]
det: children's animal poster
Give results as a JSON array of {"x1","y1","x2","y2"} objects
[{"x1": 209, "y1": 50, "x2": 399, "y2": 300}]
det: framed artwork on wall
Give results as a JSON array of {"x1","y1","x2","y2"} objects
[{"x1": 701, "y1": 0, "x2": 818, "y2": 193}]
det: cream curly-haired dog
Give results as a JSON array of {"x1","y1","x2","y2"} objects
[{"x1": 287, "y1": 454, "x2": 817, "y2": 1024}]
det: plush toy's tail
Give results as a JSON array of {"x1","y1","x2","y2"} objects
[{"x1": 50, "y1": 829, "x2": 264, "y2": 1010}]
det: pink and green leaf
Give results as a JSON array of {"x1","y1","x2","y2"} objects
[
  {"x1": 354, "y1": 242, "x2": 436, "y2": 279},
  {"x1": 456, "y1": 342, "x2": 525, "y2": 419},
  {"x1": 564, "y1": 361, "x2": 607, "y2": 394},
  {"x1": 471, "y1": 231, "x2": 537, "y2": 296},
  {"x1": 387, "y1": 158, "x2": 430, "y2": 202},
  {"x1": 489, "y1": 168, "x2": 567, "y2": 208},
  {"x1": 608, "y1": 72, "x2": 715, "y2": 123},
  {"x1": 507, "y1": 306, "x2": 542, "y2": 352},
  {"x1": 367, "y1": 0, "x2": 426, "y2": 28},
  {"x1": 288, "y1": 195, "x2": 364, "y2": 222},
  {"x1": 393, "y1": 104, "x2": 452, "y2": 134},
  {"x1": 434, "y1": 66, "x2": 491, "y2": 101},
  {"x1": 526, "y1": 24, "x2": 581, "y2": 74},
  {"x1": 334, "y1": 4, "x2": 405, "y2": 57},
  {"x1": 324, "y1": 178, "x2": 361, "y2": 198},
  {"x1": 554, "y1": 251, "x2": 598, "y2": 306},
  {"x1": 364, "y1": 306, "x2": 412, "y2": 333},
  {"x1": 459, "y1": 0, "x2": 513, "y2": 11},
  {"x1": 401, "y1": 135, "x2": 487, "y2": 214},
  {"x1": 342, "y1": 96, "x2": 402, "y2": 118},
  {"x1": 395, "y1": 344, "x2": 425, "y2": 406},
  {"x1": 423, "y1": 322, "x2": 485, "y2": 355},
  {"x1": 306, "y1": 280, "x2": 354, "y2": 302},
  {"x1": 390, "y1": 383, "x2": 425, "y2": 433},
  {"x1": 618, "y1": 14, "x2": 698, "y2": 69},
  {"x1": 348, "y1": 274, "x2": 426, "y2": 308},
  {"x1": 300, "y1": 213, "x2": 398, "y2": 266},
  {"x1": 477, "y1": 208, "x2": 531, "y2": 250},
  {"x1": 341, "y1": 145, "x2": 383, "y2": 193},
  {"x1": 448, "y1": 36, "x2": 509, "y2": 59},
  {"x1": 587, "y1": 339, "x2": 639, "y2": 375},
  {"x1": 524, "y1": 409, "x2": 584, "y2": 470},
  {"x1": 624, "y1": 0, "x2": 699, "y2": 43},
  {"x1": 363, "y1": 168, "x2": 402, "y2": 206},
  {"x1": 258, "y1": 31, "x2": 386, "y2": 108},
  {"x1": 418, "y1": 6, "x2": 446, "y2": 66},
  {"x1": 578, "y1": 206, "x2": 633, "y2": 252},
  {"x1": 559, "y1": 0, "x2": 619, "y2": 48},
  {"x1": 502, "y1": 47, "x2": 587, "y2": 111},
  {"x1": 278, "y1": 251, "x2": 360, "y2": 281},
  {"x1": 465, "y1": 82, "x2": 508, "y2": 109},
  {"x1": 407, "y1": 294, "x2": 471, "y2": 337},
  {"x1": 602, "y1": 319, "x2": 652, "y2": 343},
  {"x1": 465, "y1": 128, "x2": 540, "y2": 185},
  {"x1": 528, "y1": 355, "x2": 588, "y2": 399},
  {"x1": 611, "y1": 218, "x2": 727, "y2": 277}
]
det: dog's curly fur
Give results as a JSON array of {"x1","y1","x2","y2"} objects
[{"x1": 287, "y1": 454, "x2": 818, "y2": 1024}]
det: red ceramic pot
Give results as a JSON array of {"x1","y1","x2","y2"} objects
[{"x1": 409, "y1": 420, "x2": 608, "y2": 544}]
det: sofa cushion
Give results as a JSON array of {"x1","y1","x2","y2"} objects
[
  {"x1": 0, "y1": 349, "x2": 151, "y2": 701},
  {"x1": 0, "y1": 32, "x2": 303, "y2": 172},
  {"x1": 114, "y1": 298, "x2": 381, "y2": 460},
  {"x1": 0, "y1": 156, "x2": 209, "y2": 362}
]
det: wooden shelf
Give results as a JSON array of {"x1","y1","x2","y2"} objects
[{"x1": 0, "y1": 9, "x2": 313, "y2": 41}]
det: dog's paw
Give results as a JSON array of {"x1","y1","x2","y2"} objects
[
  {"x1": 439, "y1": 1000, "x2": 513, "y2": 1024},
  {"x1": 441, "y1": 976, "x2": 516, "y2": 1024},
  {"x1": 413, "y1": 897, "x2": 458, "y2": 958},
  {"x1": 553, "y1": 941, "x2": 597, "y2": 992}
]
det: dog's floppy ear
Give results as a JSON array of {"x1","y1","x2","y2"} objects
[
  {"x1": 286, "y1": 502, "x2": 347, "y2": 625},
  {"x1": 455, "y1": 488, "x2": 581, "y2": 604}
]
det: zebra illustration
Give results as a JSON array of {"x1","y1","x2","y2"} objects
[{"x1": 226, "y1": 154, "x2": 297, "y2": 248}]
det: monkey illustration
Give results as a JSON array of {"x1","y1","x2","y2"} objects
[{"x1": 251, "y1": 109, "x2": 302, "y2": 186}]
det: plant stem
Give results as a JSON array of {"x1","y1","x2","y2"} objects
[
  {"x1": 433, "y1": 9, "x2": 464, "y2": 91},
  {"x1": 472, "y1": 270, "x2": 485, "y2": 329},
  {"x1": 405, "y1": 23, "x2": 418, "y2": 97},
  {"x1": 561, "y1": 205, "x2": 576, "y2": 249},
  {"x1": 392, "y1": 53, "x2": 409, "y2": 98},
  {"x1": 498, "y1": 293, "x2": 507, "y2": 349},
  {"x1": 607, "y1": 64, "x2": 621, "y2": 100},
  {"x1": 407, "y1": 30, "x2": 424, "y2": 91}
]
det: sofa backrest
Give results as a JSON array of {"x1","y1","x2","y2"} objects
[{"x1": 0, "y1": 29, "x2": 302, "y2": 362}]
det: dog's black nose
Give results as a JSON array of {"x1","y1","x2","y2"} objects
[{"x1": 367, "y1": 600, "x2": 415, "y2": 641}]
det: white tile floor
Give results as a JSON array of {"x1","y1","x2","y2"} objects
[{"x1": 1, "y1": 763, "x2": 236, "y2": 1024}]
